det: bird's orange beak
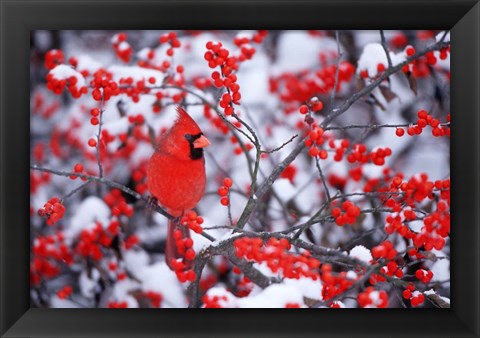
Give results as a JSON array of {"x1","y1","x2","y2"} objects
[{"x1": 193, "y1": 135, "x2": 211, "y2": 149}]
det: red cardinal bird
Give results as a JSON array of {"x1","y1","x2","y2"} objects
[{"x1": 146, "y1": 107, "x2": 210, "y2": 270}]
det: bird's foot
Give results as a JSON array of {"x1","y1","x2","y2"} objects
[{"x1": 146, "y1": 196, "x2": 158, "y2": 210}]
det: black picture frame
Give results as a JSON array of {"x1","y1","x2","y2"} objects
[{"x1": 1, "y1": 0, "x2": 479, "y2": 337}]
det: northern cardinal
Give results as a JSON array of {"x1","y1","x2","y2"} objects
[{"x1": 146, "y1": 106, "x2": 210, "y2": 270}]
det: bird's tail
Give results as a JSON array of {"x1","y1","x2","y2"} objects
[{"x1": 166, "y1": 218, "x2": 192, "y2": 271}]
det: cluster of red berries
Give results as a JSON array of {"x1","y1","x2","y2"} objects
[
  {"x1": 180, "y1": 211, "x2": 204, "y2": 234},
  {"x1": 46, "y1": 70, "x2": 88, "y2": 98},
  {"x1": 103, "y1": 189, "x2": 134, "y2": 218},
  {"x1": 57, "y1": 285, "x2": 73, "y2": 300},
  {"x1": 218, "y1": 177, "x2": 233, "y2": 206},
  {"x1": 270, "y1": 61, "x2": 355, "y2": 112},
  {"x1": 75, "y1": 221, "x2": 118, "y2": 261},
  {"x1": 233, "y1": 274, "x2": 254, "y2": 298},
  {"x1": 205, "y1": 41, "x2": 236, "y2": 71},
  {"x1": 89, "y1": 108, "x2": 102, "y2": 126},
  {"x1": 123, "y1": 235, "x2": 140, "y2": 250},
  {"x1": 31, "y1": 232, "x2": 73, "y2": 285},
  {"x1": 413, "y1": 207, "x2": 449, "y2": 251},
  {"x1": 359, "y1": 62, "x2": 387, "y2": 79},
  {"x1": 387, "y1": 174, "x2": 450, "y2": 251},
  {"x1": 144, "y1": 290, "x2": 163, "y2": 307},
  {"x1": 159, "y1": 31, "x2": 182, "y2": 57},
  {"x1": 395, "y1": 110, "x2": 450, "y2": 138},
  {"x1": 169, "y1": 229, "x2": 197, "y2": 284},
  {"x1": 402, "y1": 45, "x2": 450, "y2": 78},
  {"x1": 31, "y1": 171, "x2": 51, "y2": 195},
  {"x1": 328, "y1": 138, "x2": 350, "y2": 162},
  {"x1": 32, "y1": 92, "x2": 61, "y2": 119},
  {"x1": 234, "y1": 237, "x2": 321, "y2": 280},
  {"x1": 233, "y1": 30, "x2": 268, "y2": 47},
  {"x1": 90, "y1": 69, "x2": 120, "y2": 101},
  {"x1": 44, "y1": 49, "x2": 65, "y2": 70},
  {"x1": 384, "y1": 211, "x2": 414, "y2": 238},
  {"x1": 131, "y1": 164, "x2": 148, "y2": 194},
  {"x1": 218, "y1": 90, "x2": 239, "y2": 116},
  {"x1": 391, "y1": 173, "x2": 435, "y2": 205},
  {"x1": 320, "y1": 264, "x2": 356, "y2": 300},
  {"x1": 171, "y1": 260, "x2": 197, "y2": 284},
  {"x1": 69, "y1": 163, "x2": 88, "y2": 180},
  {"x1": 331, "y1": 201, "x2": 361, "y2": 226},
  {"x1": 111, "y1": 33, "x2": 132, "y2": 63},
  {"x1": 299, "y1": 98, "x2": 324, "y2": 116},
  {"x1": 357, "y1": 287, "x2": 388, "y2": 308},
  {"x1": 37, "y1": 197, "x2": 66, "y2": 226},
  {"x1": 402, "y1": 284, "x2": 425, "y2": 307},
  {"x1": 305, "y1": 125, "x2": 328, "y2": 159},
  {"x1": 202, "y1": 294, "x2": 229, "y2": 308},
  {"x1": 371, "y1": 240, "x2": 398, "y2": 260},
  {"x1": 379, "y1": 260, "x2": 404, "y2": 279},
  {"x1": 127, "y1": 114, "x2": 146, "y2": 125},
  {"x1": 415, "y1": 269, "x2": 434, "y2": 283}
]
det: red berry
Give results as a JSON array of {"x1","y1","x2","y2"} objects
[
  {"x1": 74, "y1": 163, "x2": 83, "y2": 172},
  {"x1": 223, "y1": 177, "x2": 233, "y2": 188},
  {"x1": 220, "y1": 197, "x2": 229, "y2": 206},
  {"x1": 395, "y1": 128, "x2": 405, "y2": 137},
  {"x1": 299, "y1": 105, "x2": 309, "y2": 114},
  {"x1": 218, "y1": 186, "x2": 229, "y2": 197},
  {"x1": 88, "y1": 138, "x2": 97, "y2": 147},
  {"x1": 405, "y1": 46, "x2": 416, "y2": 56}
]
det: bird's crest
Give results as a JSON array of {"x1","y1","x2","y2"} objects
[{"x1": 173, "y1": 106, "x2": 202, "y2": 134}]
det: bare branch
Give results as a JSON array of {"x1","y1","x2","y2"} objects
[
  {"x1": 380, "y1": 30, "x2": 392, "y2": 68},
  {"x1": 262, "y1": 134, "x2": 298, "y2": 154},
  {"x1": 330, "y1": 30, "x2": 344, "y2": 107}
]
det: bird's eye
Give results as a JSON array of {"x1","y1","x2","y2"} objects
[{"x1": 185, "y1": 134, "x2": 193, "y2": 141}]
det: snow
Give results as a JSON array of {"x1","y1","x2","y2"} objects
[
  {"x1": 272, "y1": 178, "x2": 297, "y2": 202},
  {"x1": 430, "y1": 258, "x2": 450, "y2": 283},
  {"x1": 79, "y1": 268, "x2": 100, "y2": 298},
  {"x1": 49, "y1": 64, "x2": 86, "y2": 87},
  {"x1": 108, "y1": 65, "x2": 164, "y2": 83},
  {"x1": 204, "y1": 283, "x2": 306, "y2": 308},
  {"x1": 117, "y1": 41, "x2": 130, "y2": 52},
  {"x1": 349, "y1": 245, "x2": 372, "y2": 263},
  {"x1": 356, "y1": 43, "x2": 406, "y2": 78},
  {"x1": 65, "y1": 196, "x2": 111, "y2": 239},
  {"x1": 139, "y1": 262, "x2": 188, "y2": 308},
  {"x1": 76, "y1": 55, "x2": 103, "y2": 74}
]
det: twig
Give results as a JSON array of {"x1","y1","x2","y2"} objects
[
  {"x1": 325, "y1": 122, "x2": 450, "y2": 131},
  {"x1": 95, "y1": 95, "x2": 105, "y2": 178},
  {"x1": 60, "y1": 181, "x2": 92, "y2": 203},
  {"x1": 315, "y1": 158, "x2": 331, "y2": 202},
  {"x1": 330, "y1": 30, "x2": 344, "y2": 107},
  {"x1": 380, "y1": 30, "x2": 392, "y2": 68},
  {"x1": 262, "y1": 134, "x2": 298, "y2": 154}
]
